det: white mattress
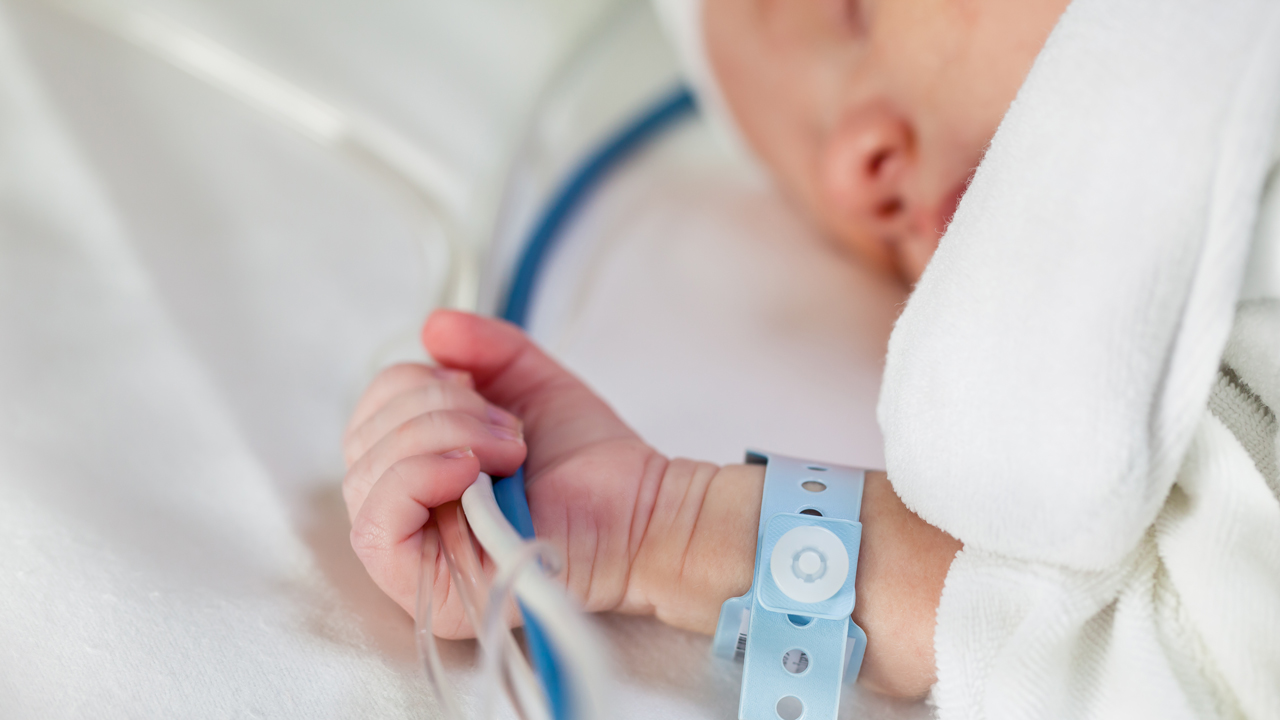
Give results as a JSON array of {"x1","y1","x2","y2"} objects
[{"x1": 0, "y1": 0, "x2": 924, "y2": 717}]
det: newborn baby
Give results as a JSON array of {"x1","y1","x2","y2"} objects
[
  {"x1": 343, "y1": 0, "x2": 1280, "y2": 713},
  {"x1": 342, "y1": 0, "x2": 1070, "y2": 699},
  {"x1": 700, "y1": 0, "x2": 1066, "y2": 286}
]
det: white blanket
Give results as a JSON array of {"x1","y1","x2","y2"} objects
[{"x1": 878, "y1": 0, "x2": 1280, "y2": 717}]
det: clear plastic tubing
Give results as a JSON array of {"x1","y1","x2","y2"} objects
[{"x1": 417, "y1": 502, "x2": 550, "y2": 720}]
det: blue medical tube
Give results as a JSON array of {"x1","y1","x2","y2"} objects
[
  {"x1": 495, "y1": 84, "x2": 696, "y2": 720},
  {"x1": 501, "y1": 85, "x2": 697, "y2": 328}
]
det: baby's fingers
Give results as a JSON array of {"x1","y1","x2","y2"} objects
[
  {"x1": 344, "y1": 379, "x2": 518, "y2": 467},
  {"x1": 350, "y1": 451, "x2": 480, "y2": 614},
  {"x1": 342, "y1": 409, "x2": 526, "y2": 523},
  {"x1": 346, "y1": 363, "x2": 474, "y2": 442}
]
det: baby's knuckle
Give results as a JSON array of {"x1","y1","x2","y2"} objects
[
  {"x1": 393, "y1": 415, "x2": 426, "y2": 445},
  {"x1": 343, "y1": 430, "x2": 369, "y2": 467},
  {"x1": 349, "y1": 517, "x2": 392, "y2": 559},
  {"x1": 392, "y1": 414, "x2": 421, "y2": 442},
  {"x1": 399, "y1": 408, "x2": 465, "y2": 444},
  {"x1": 341, "y1": 465, "x2": 367, "y2": 495},
  {"x1": 422, "y1": 382, "x2": 453, "y2": 411}
]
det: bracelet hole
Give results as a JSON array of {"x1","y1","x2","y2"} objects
[
  {"x1": 806, "y1": 465, "x2": 828, "y2": 472},
  {"x1": 776, "y1": 695, "x2": 804, "y2": 720},
  {"x1": 786, "y1": 614, "x2": 813, "y2": 628},
  {"x1": 801, "y1": 480, "x2": 826, "y2": 493},
  {"x1": 799, "y1": 508, "x2": 823, "y2": 517},
  {"x1": 782, "y1": 649, "x2": 810, "y2": 674}
]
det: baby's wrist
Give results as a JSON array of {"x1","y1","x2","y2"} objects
[
  {"x1": 617, "y1": 456, "x2": 959, "y2": 699},
  {"x1": 620, "y1": 460, "x2": 763, "y2": 633}
]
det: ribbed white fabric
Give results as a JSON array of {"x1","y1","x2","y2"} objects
[{"x1": 878, "y1": 0, "x2": 1280, "y2": 717}]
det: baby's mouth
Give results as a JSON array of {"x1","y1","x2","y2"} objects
[{"x1": 878, "y1": 175, "x2": 975, "y2": 285}]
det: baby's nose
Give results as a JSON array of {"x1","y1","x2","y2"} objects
[{"x1": 821, "y1": 107, "x2": 914, "y2": 235}]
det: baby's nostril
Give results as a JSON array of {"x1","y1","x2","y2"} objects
[
  {"x1": 868, "y1": 149, "x2": 892, "y2": 175},
  {"x1": 876, "y1": 197, "x2": 903, "y2": 218}
]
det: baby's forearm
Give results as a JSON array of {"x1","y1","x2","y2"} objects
[{"x1": 619, "y1": 460, "x2": 961, "y2": 699}]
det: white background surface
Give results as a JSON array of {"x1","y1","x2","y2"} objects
[{"x1": 0, "y1": 0, "x2": 924, "y2": 717}]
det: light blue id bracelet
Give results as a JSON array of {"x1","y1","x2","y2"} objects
[{"x1": 712, "y1": 451, "x2": 868, "y2": 720}]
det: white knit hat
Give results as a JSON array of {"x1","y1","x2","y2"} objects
[{"x1": 650, "y1": 0, "x2": 755, "y2": 161}]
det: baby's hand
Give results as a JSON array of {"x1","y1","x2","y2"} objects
[
  {"x1": 343, "y1": 310, "x2": 960, "y2": 698},
  {"x1": 343, "y1": 310, "x2": 720, "y2": 637},
  {"x1": 341, "y1": 358, "x2": 530, "y2": 635}
]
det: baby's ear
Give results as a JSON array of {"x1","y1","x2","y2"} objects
[{"x1": 818, "y1": 104, "x2": 912, "y2": 234}]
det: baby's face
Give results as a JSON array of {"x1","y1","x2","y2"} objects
[{"x1": 705, "y1": 0, "x2": 1070, "y2": 284}]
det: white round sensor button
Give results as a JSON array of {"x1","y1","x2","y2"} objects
[
  {"x1": 770, "y1": 525, "x2": 849, "y2": 604},
  {"x1": 796, "y1": 550, "x2": 823, "y2": 577}
]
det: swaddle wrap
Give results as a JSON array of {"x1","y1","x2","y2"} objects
[{"x1": 878, "y1": 0, "x2": 1280, "y2": 717}]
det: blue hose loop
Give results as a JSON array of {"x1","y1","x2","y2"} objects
[
  {"x1": 500, "y1": 85, "x2": 697, "y2": 327},
  {"x1": 493, "y1": 84, "x2": 697, "y2": 720},
  {"x1": 492, "y1": 469, "x2": 537, "y2": 540}
]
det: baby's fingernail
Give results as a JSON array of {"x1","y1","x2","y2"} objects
[
  {"x1": 442, "y1": 447, "x2": 475, "y2": 460},
  {"x1": 485, "y1": 404, "x2": 522, "y2": 431},
  {"x1": 486, "y1": 423, "x2": 523, "y2": 442},
  {"x1": 431, "y1": 367, "x2": 474, "y2": 389}
]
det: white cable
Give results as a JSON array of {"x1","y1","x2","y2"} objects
[
  {"x1": 461, "y1": 474, "x2": 614, "y2": 720},
  {"x1": 432, "y1": 502, "x2": 551, "y2": 720},
  {"x1": 47, "y1": 2, "x2": 623, "y2": 714},
  {"x1": 478, "y1": 539, "x2": 561, "y2": 720},
  {"x1": 44, "y1": 0, "x2": 481, "y2": 312},
  {"x1": 415, "y1": 525, "x2": 468, "y2": 719}
]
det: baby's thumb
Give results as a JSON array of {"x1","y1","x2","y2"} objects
[{"x1": 422, "y1": 310, "x2": 637, "y2": 464}]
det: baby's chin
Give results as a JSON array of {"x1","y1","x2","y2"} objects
[{"x1": 892, "y1": 233, "x2": 941, "y2": 286}]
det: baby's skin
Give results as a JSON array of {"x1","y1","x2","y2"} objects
[
  {"x1": 344, "y1": 0, "x2": 1076, "y2": 701},
  {"x1": 704, "y1": 0, "x2": 1071, "y2": 285},
  {"x1": 344, "y1": 311, "x2": 959, "y2": 698}
]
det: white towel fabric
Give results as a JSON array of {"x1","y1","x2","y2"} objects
[{"x1": 878, "y1": 0, "x2": 1280, "y2": 718}]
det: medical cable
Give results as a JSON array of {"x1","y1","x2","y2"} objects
[
  {"x1": 477, "y1": 540, "x2": 563, "y2": 720},
  {"x1": 429, "y1": 501, "x2": 552, "y2": 720},
  {"x1": 415, "y1": 525, "x2": 466, "y2": 719},
  {"x1": 48, "y1": 0, "x2": 698, "y2": 716},
  {"x1": 483, "y1": 80, "x2": 697, "y2": 720},
  {"x1": 499, "y1": 85, "x2": 696, "y2": 327},
  {"x1": 463, "y1": 476, "x2": 612, "y2": 720},
  {"x1": 47, "y1": 0, "x2": 482, "y2": 313},
  {"x1": 45, "y1": 6, "x2": 592, "y2": 715}
]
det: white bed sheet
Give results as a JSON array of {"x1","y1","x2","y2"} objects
[{"x1": 0, "y1": 1, "x2": 926, "y2": 717}]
